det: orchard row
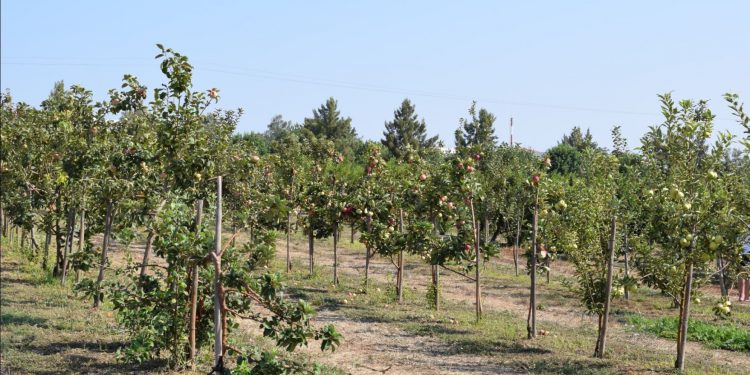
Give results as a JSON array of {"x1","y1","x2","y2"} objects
[{"x1": 1, "y1": 45, "x2": 749, "y2": 373}]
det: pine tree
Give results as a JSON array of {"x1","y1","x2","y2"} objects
[
  {"x1": 561, "y1": 126, "x2": 598, "y2": 151},
  {"x1": 381, "y1": 99, "x2": 440, "y2": 160},
  {"x1": 454, "y1": 101, "x2": 497, "y2": 150},
  {"x1": 265, "y1": 114, "x2": 298, "y2": 143},
  {"x1": 303, "y1": 97, "x2": 356, "y2": 141}
]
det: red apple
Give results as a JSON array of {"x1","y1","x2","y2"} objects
[
  {"x1": 419, "y1": 173, "x2": 427, "y2": 181},
  {"x1": 208, "y1": 88, "x2": 219, "y2": 99}
]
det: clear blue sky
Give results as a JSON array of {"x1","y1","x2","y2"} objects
[{"x1": 2, "y1": 1, "x2": 748, "y2": 151}]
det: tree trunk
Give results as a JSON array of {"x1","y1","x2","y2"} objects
[
  {"x1": 717, "y1": 256, "x2": 727, "y2": 297},
  {"x1": 514, "y1": 220, "x2": 521, "y2": 277},
  {"x1": 212, "y1": 177, "x2": 224, "y2": 372},
  {"x1": 483, "y1": 215, "x2": 489, "y2": 245},
  {"x1": 76, "y1": 208, "x2": 85, "y2": 283},
  {"x1": 286, "y1": 211, "x2": 292, "y2": 272},
  {"x1": 397, "y1": 209, "x2": 404, "y2": 303},
  {"x1": 350, "y1": 225, "x2": 355, "y2": 244},
  {"x1": 139, "y1": 230, "x2": 156, "y2": 281},
  {"x1": 364, "y1": 219, "x2": 372, "y2": 290},
  {"x1": 94, "y1": 200, "x2": 113, "y2": 308},
  {"x1": 528, "y1": 190, "x2": 539, "y2": 339},
  {"x1": 623, "y1": 233, "x2": 630, "y2": 300},
  {"x1": 43, "y1": 225, "x2": 51, "y2": 270},
  {"x1": 140, "y1": 199, "x2": 168, "y2": 282},
  {"x1": 333, "y1": 221, "x2": 339, "y2": 285},
  {"x1": 470, "y1": 199, "x2": 482, "y2": 321},
  {"x1": 595, "y1": 215, "x2": 616, "y2": 358},
  {"x1": 54, "y1": 218, "x2": 63, "y2": 277},
  {"x1": 308, "y1": 229, "x2": 314, "y2": 275},
  {"x1": 60, "y1": 208, "x2": 76, "y2": 285},
  {"x1": 675, "y1": 261, "x2": 694, "y2": 370},
  {"x1": 30, "y1": 226, "x2": 39, "y2": 253},
  {"x1": 432, "y1": 265, "x2": 440, "y2": 311},
  {"x1": 189, "y1": 199, "x2": 203, "y2": 370}
]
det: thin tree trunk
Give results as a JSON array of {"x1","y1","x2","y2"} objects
[
  {"x1": 364, "y1": 219, "x2": 372, "y2": 290},
  {"x1": 470, "y1": 199, "x2": 482, "y2": 321},
  {"x1": 528, "y1": 190, "x2": 539, "y2": 339},
  {"x1": 623, "y1": 233, "x2": 630, "y2": 300},
  {"x1": 514, "y1": 219, "x2": 521, "y2": 276},
  {"x1": 333, "y1": 221, "x2": 339, "y2": 285},
  {"x1": 54, "y1": 218, "x2": 62, "y2": 276},
  {"x1": 717, "y1": 256, "x2": 727, "y2": 297},
  {"x1": 20, "y1": 228, "x2": 26, "y2": 249},
  {"x1": 139, "y1": 230, "x2": 156, "y2": 280},
  {"x1": 364, "y1": 246, "x2": 371, "y2": 289},
  {"x1": 94, "y1": 200, "x2": 113, "y2": 308},
  {"x1": 397, "y1": 209, "x2": 404, "y2": 303},
  {"x1": 140, "y1": 199, "x2": 167, "y2": 282},
  {"x1": 433, "y1": 265, "x2": 440, "y2": 311},
  {"x1": 212, "y1": 177, "x2": 224, "y2": 372},
  {"x1": 595, "y1": 215, "x2": 617, "y2": 358},
  {"x1": 287, "y1": 176, "x2": 295, "y2": 271},
  {"x1": 76, "y1": 208, "x2": 85, "y2": 283},
  {"x1": 30, "y1": 226, "x2": 39, "y2": 253},
  {"x1": 675, "y1": 261, "x2": 694, "y2": 370},
  {"x1": 60, "y1": 208, "x2": 76, "y2": 285},
  {"x1": 308, "y1": 229, "x2": 314, "y2": 275},
  {"x1": 350, "y1": 225, "x2": 355, "y2": 244},
  {"x1": 594, "y1": 314, "x2": 603, "y2": 356},
  {"x1": 286, "y1": 212, "x2": 292, "y2": 272},
  {"x1": 189, "y1": 199, "x2": 203, "y2": 370},
  {"x1": 43, "y1": 225, "x2": 51, "y2": 270},
  {"x1": 483, "y1": 215, "x2": 489, "y2": 245}
]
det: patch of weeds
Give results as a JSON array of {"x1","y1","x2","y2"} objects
[{"x1": 626, "y1": 315, "x2": 750, "y2": 352}]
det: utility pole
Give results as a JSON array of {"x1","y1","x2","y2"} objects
[{"x1": 510, "y1": 117, "x2": 514, "y2": 146}]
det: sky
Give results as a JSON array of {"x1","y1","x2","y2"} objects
[{"x1": 2, "y1": 1, "x2": 749, "y2": 152}]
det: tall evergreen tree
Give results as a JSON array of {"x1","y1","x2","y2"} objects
[
  {"x1": 264, "y1": 114, "x2": 298, "y2": 143},
  {"x1": 303, "y1": 97, "x2": 358, "y2": 156},
  {"x1": 560, "y1": 126, "x2": 598, "y2": 151},
  {"x1": 381, "y1": 98, "x2": 440, "y2": 160},
  {"x1": 454, "y1": 101, "x2": 497, "y2": 150},
  {"x1": 547, "y1": 126, "x2": 602, "y2": 175},
  {"x1": 303, "y1": 97, "x2": 356, "y2": 141}
]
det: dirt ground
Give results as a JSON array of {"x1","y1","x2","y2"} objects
[
  {"x1": 96, "y1": 232, "x2": 750, "y2": 374},
  {"x1": 269, "y1": 236, "x2": 750, "y2": 374}
]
